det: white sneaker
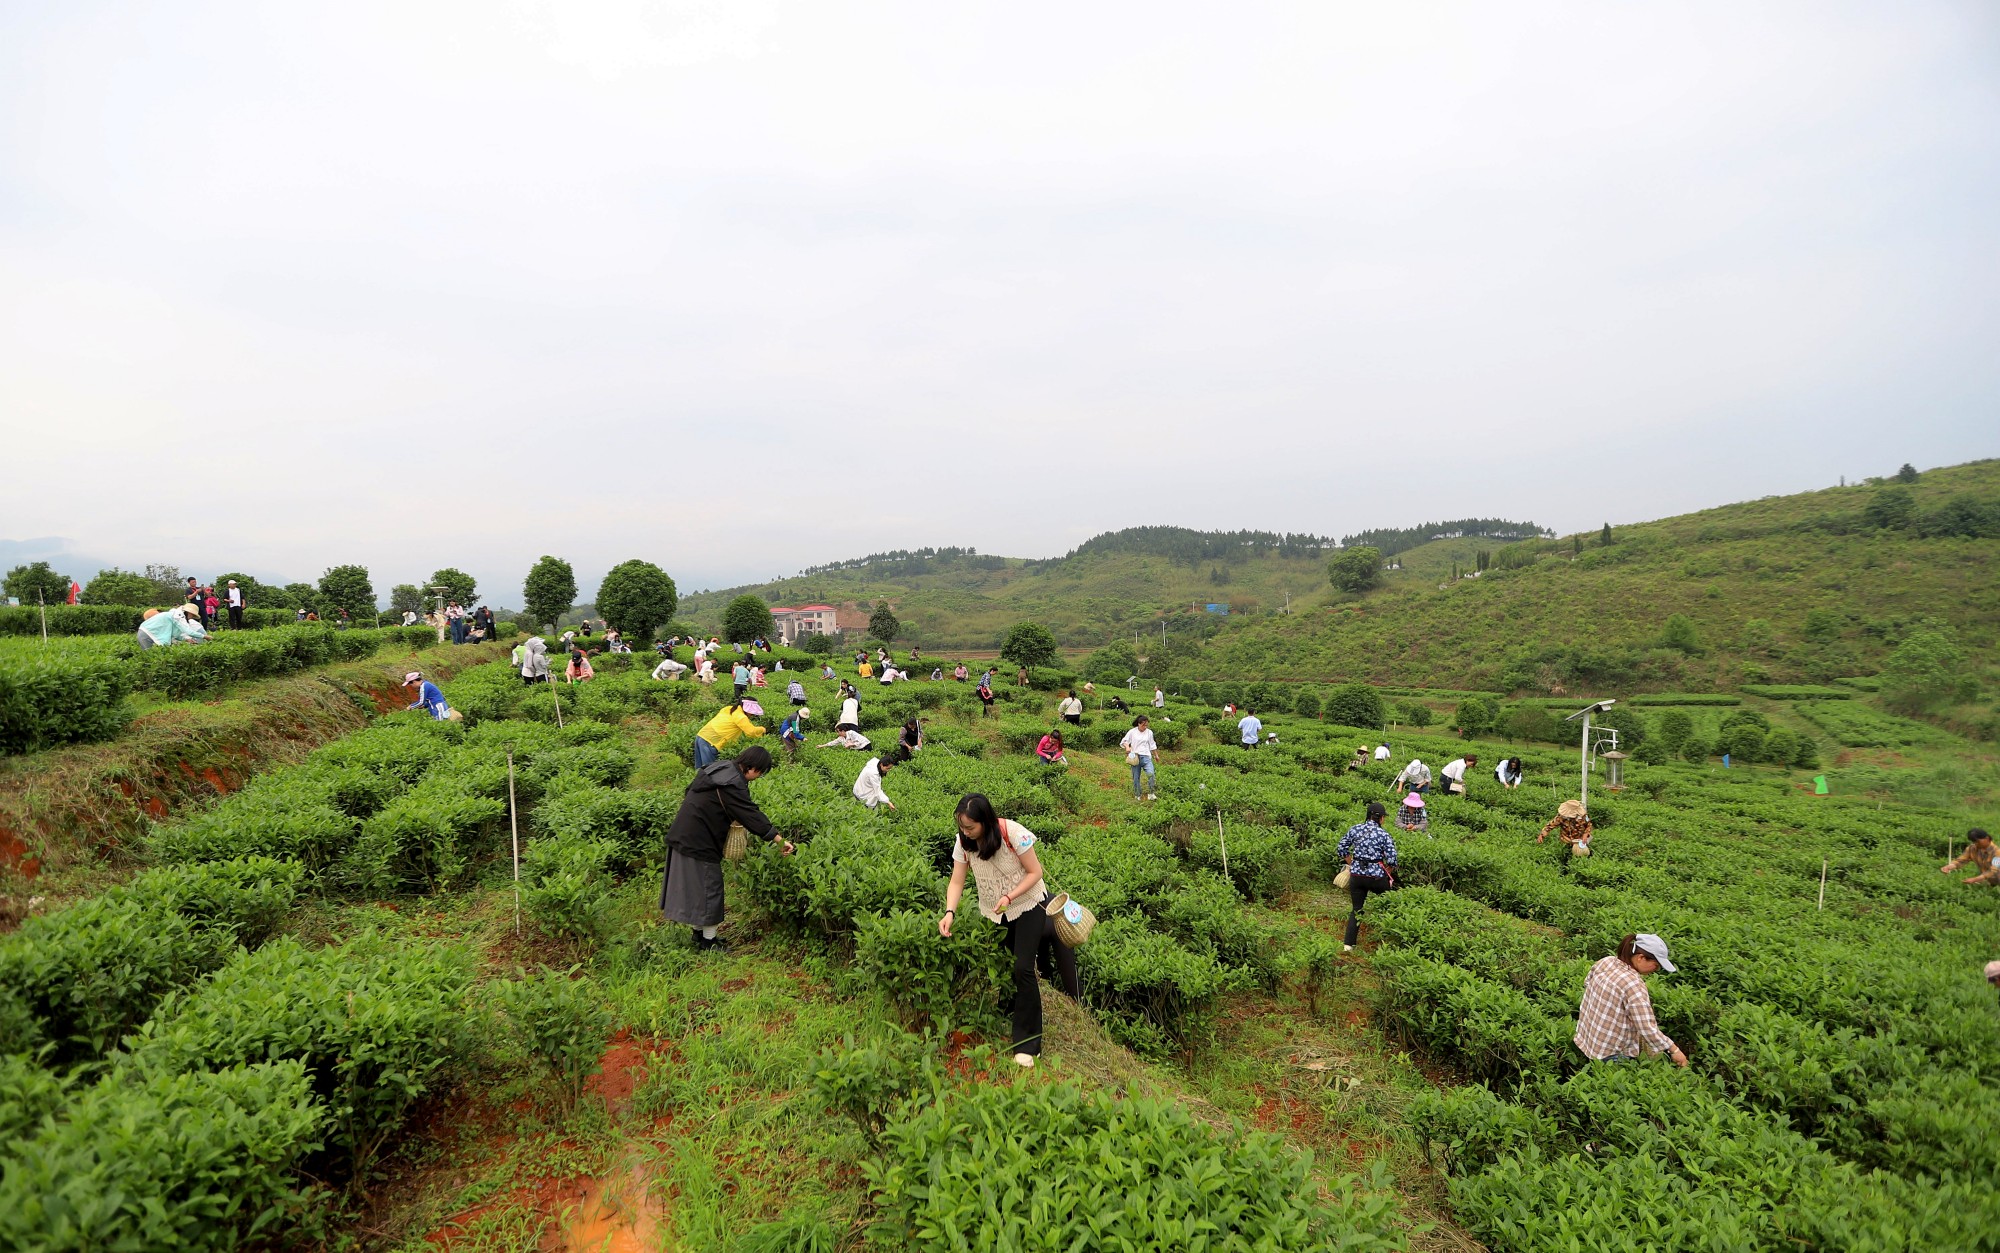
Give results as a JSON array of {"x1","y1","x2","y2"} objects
[
  {"x1": 1341, "y1": 944, "x2": 1353, "y2": 953},
  {"x1": 1013, "y1": 1052, "x2": 1036, "y2": 1069}
]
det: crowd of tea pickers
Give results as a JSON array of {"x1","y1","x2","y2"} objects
[
  {"x1": 0, "y1": 642, "x2": 1410, "y2": 1250},
  {"x1": 0, "y1": 616, "x2": 516, "y2": 756},
  {"x1": 3, "y1": 628, "x2": 1993, "y2": 1251}
]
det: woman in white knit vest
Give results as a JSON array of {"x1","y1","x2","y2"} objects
[{"x1": 938, "y1": 793, "x2": 1079, "y2": 1068}]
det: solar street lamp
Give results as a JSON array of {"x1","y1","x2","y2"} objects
[{"x1": 1562, "y1": 700, "x2": 1616, "y2": 811}]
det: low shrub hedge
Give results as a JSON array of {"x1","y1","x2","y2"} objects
[
  {"x1": 0, "y1": 893, "x2": 236, "y2": 1065},
  {"x1": 0, "y1": 1059, "x2": 324, "y2": 1253},
  {"x1": 0, "y1": 652, "x2": 132, "y2": 754},
  {"x1": 126, "y1": 936, "x2": 473, "y2": 1171},
  {"x1": 868, "y1": 1082, "x2": 1405, "y2": 1252}
]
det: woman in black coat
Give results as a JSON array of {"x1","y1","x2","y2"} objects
[{"x1": 660, "y1": 745, "x2": 792, "y2": 952}]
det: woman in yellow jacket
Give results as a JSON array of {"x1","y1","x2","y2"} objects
[{"x1": 695, "y1": 699, "x2": 766, "y2": 768}]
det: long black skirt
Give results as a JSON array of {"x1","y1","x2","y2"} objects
[{"x1": 659, "y1": 848, "x2": 725, "y2": 927}]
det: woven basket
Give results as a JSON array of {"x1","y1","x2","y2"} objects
[
  {"x1": 1045, "y1": 892, "x2": 1097, "y2": 948},
  {"x1": 723, "y1": 822, "x2": 749, "y2": 862},
  {"x1": 1333, "y1": 866, "x2": 1352, "y2": 890}
]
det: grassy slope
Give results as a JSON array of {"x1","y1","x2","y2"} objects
[
  {"x1": 680, "y1": 550, "x2": 1335, "y2": 649},
  {"x1": 682, "y1": 463, "x2": 1999, "y2": 695},
  {"x1": 1198, "y1": 460, "x2": 2000, "y2": 692}
]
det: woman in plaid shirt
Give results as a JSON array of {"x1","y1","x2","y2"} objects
[
  {"x1": 1334, "y1": 801, "x2": 1398, "y2": 951},
  {"x1": 1574, "y1": 933, "x2": 1689, "y2": 1067}
]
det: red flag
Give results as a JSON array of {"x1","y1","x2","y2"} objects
[{"x1": 67, "y1": 582, "x2": 80, "y2": 605}]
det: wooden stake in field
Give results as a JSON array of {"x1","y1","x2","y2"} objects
[
  {"x1": 1217, "y1": 810, "x2": 1230, "y2": 882},
  {"x1": 37, "y1": 589, "x2": 47, "y2": 643},
  {"x1": 507, "y1": 749, "x2": 521, "y2": 935},
  {"x1": 548, "y1": 671, "x2": 564, "y2": 728},
  {"x1": 1818, "y1": 858, "x2": 1827, "y2": 912}
]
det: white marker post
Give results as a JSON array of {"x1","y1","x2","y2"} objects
[
  {"x1": 1217, "y1": 810, "x2": 1230, "y2": 882},
  {"x1": 1818, "y1": 858, "x2": 1828, "y2": 912}
]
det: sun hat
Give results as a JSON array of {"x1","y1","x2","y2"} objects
[
  {"x1": 1558, "y1": 799, "x2": 1586, "y2": 819},
  {"x1": 1403, "y1": 793, "x2": 1425, "y2": 808},
  {"x1": 1632, "y1": 933, "x2": 1677, "y2": 972},
  {"x1": 1987, "y1": 960, "x2": 2000, "y2": 983},
  {"x1": 403, "y1": 671, "x2": 422, "y2": 685},
  {"x1": 740, "y1": 698, "x2": 764, "y2": 716}
]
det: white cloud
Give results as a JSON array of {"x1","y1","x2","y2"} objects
[{"x1": 1, "y1": 1, "x2": 1995, "y2": 602}]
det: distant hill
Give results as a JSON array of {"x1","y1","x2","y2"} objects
[
  {"x1": 1197, "y1": 459, "x2": 2000, "y2": 698},
  {"x1": 681, "y1": 464, "x2": 1999, "y2": 703}
]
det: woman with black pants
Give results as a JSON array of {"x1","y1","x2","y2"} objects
[
  {"x1": 938, "y1": 793, "x2": 1080, "y2": 1068},
  {"x1": 1334, "y1": 800, "x2": 1399, "y2": 952}
]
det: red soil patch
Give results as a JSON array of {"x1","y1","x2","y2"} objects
[
  {"x1": 0, "y1": 820, "x2": 37, "y2": 880},
  {"x1": 586, "y1": 1029, "x2": 668, "y2": 1112}
]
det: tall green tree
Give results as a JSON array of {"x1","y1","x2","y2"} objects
[
  {"x1": 316, "y1": 565, "x2": 375, "y2": 619},
  {"x1": 1600, "y1": 522, "x2": 1613, "y2": 546},
  {"x1": 522, "y1": 556, "x2": 578, "y2": 630},
  {"x1": 1323, "y1": 683, "x2": 1386, "y2": 730},
  {"x1": 389, "y1": 584, "x2": 426, "y2": 617},
  {"x1": 1450, "y1": 696, "x2": 1499, "y2": 738},
  {"x1": 1660, "y1": 613, "x2": 1704, "y2": 655},
  {"x1": 722, "y1": 594, "x2": 774, "y2": 644},
  {"x1": 1863, "y1": 486, "x2": 1916, "y2": 530},
  {"x1": 428, "y1": 568, "x2": 478, "y2": 606},
  {"x1": 999, "y1": 622, "x2": 1059, "y2": 670},
  {"x1": 79, "y1": 568, "x2": 159, "y2": 606},
  {"x1": 4, "y1": 561, "x2": 71, "y2": 605},
  {"x1": 1895, "y1": 463, "x2": 1920, "y2": 483},
  {"x1": 868, "y1": 605, "x2": 902, "y2": 644},
  {"x1": 1082, "y1": 640, "x2": 1140, "y2": 685},
  {"x1": 1881, "y1": 621, "x2": 1971, "y2": 713},
  {"x1": 596, "y1": 560, "x2": 679, "y2": 640},
  {"x1": 1325, "y1": 546, "x2": 1382, "y2": 594},
  {"x1": 210, "y1": 572, "x2": 277, "y2": 609}
]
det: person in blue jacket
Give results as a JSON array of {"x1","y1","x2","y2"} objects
[{"x1": 403, "y1": 670, "x2": 451, "y2": 719}]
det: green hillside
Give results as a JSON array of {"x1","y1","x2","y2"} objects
[
  {"x1": 685, "y1": 463, "x2": 1999, "y2": 713},
  {"x1": 1195, "y1": 460, "x2": 1999, "y2": 706},
  {"x1": 680, "y1": 541, "x2": 1337, "y2": 650}
]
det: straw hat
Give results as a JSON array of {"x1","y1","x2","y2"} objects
[{"x1": 1558, "y1": 799, "x2": 1587, "y2": 819}]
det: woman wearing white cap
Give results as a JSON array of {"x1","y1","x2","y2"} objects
[
  {"x1": 1575, "y1": 934, "x2": 1687, "y2": 1067},
  {"x1": 403, "y1": 672, "x2": 451, "y2": 720}
]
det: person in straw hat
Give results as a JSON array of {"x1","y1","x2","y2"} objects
[
  {"x1": 1540, "y1": 799, "x2": 1594, "y2": 871},
  {"x1": 938, "y1": 793, "x2": 1078, "y2": 1069}
]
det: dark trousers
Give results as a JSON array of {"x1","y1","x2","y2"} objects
[
  {"x1": 449, "y1": 620, "x2": 466, "y2": 644},
  {"x1": 1063, "y1": 714, "x2": 1081, "y2": 725},
  {"x1": 1345, "y1": 874, "x2": 1392, "y2": 945},
  {"x1": 227, "y1": 606, "x2": 243, "y2": 629},
  {"x1": 999, "y1": 902, "x2": 1080, "y2": 1056}
]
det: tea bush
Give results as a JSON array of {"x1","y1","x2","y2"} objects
[
  {"x1": 0, "y1": 1060, "x2": 324, "y2": 1253},
  {"x1": 520, "y1": 833, "x2": 619, "y2": 945},
  {"x1": 125, "y1": 936, "x2": 473, "y2": 1170},
  {"x1": 867, "y1": 1082, "x2": 1405, "y2": 1252},
  {"x1": 0, "y1": 893, "x2": 235, "y2": 1065},
  {"x1": 495, "y1": 966, "x2": 613, "y2": 1110},
  {"x1": 0, "y1": 652, "x2": 132, "y2": 755}
]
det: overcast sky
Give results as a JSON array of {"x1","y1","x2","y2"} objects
[{"x1": 3, "y1": 1, "x2": 1996, "y2": 603}]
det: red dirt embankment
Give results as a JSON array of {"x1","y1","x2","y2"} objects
[{"x1": 0, "y1": 642, "x2": 508, "y2": 895}]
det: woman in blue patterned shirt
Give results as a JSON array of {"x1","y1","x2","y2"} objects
[{"x1": 1335, "y1": 801, "x2": 1399, "y2": 951}]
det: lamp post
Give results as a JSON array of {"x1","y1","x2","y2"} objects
[{"x1": 1562, "y1": 700, "x2": 1616, "y2": 812}]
